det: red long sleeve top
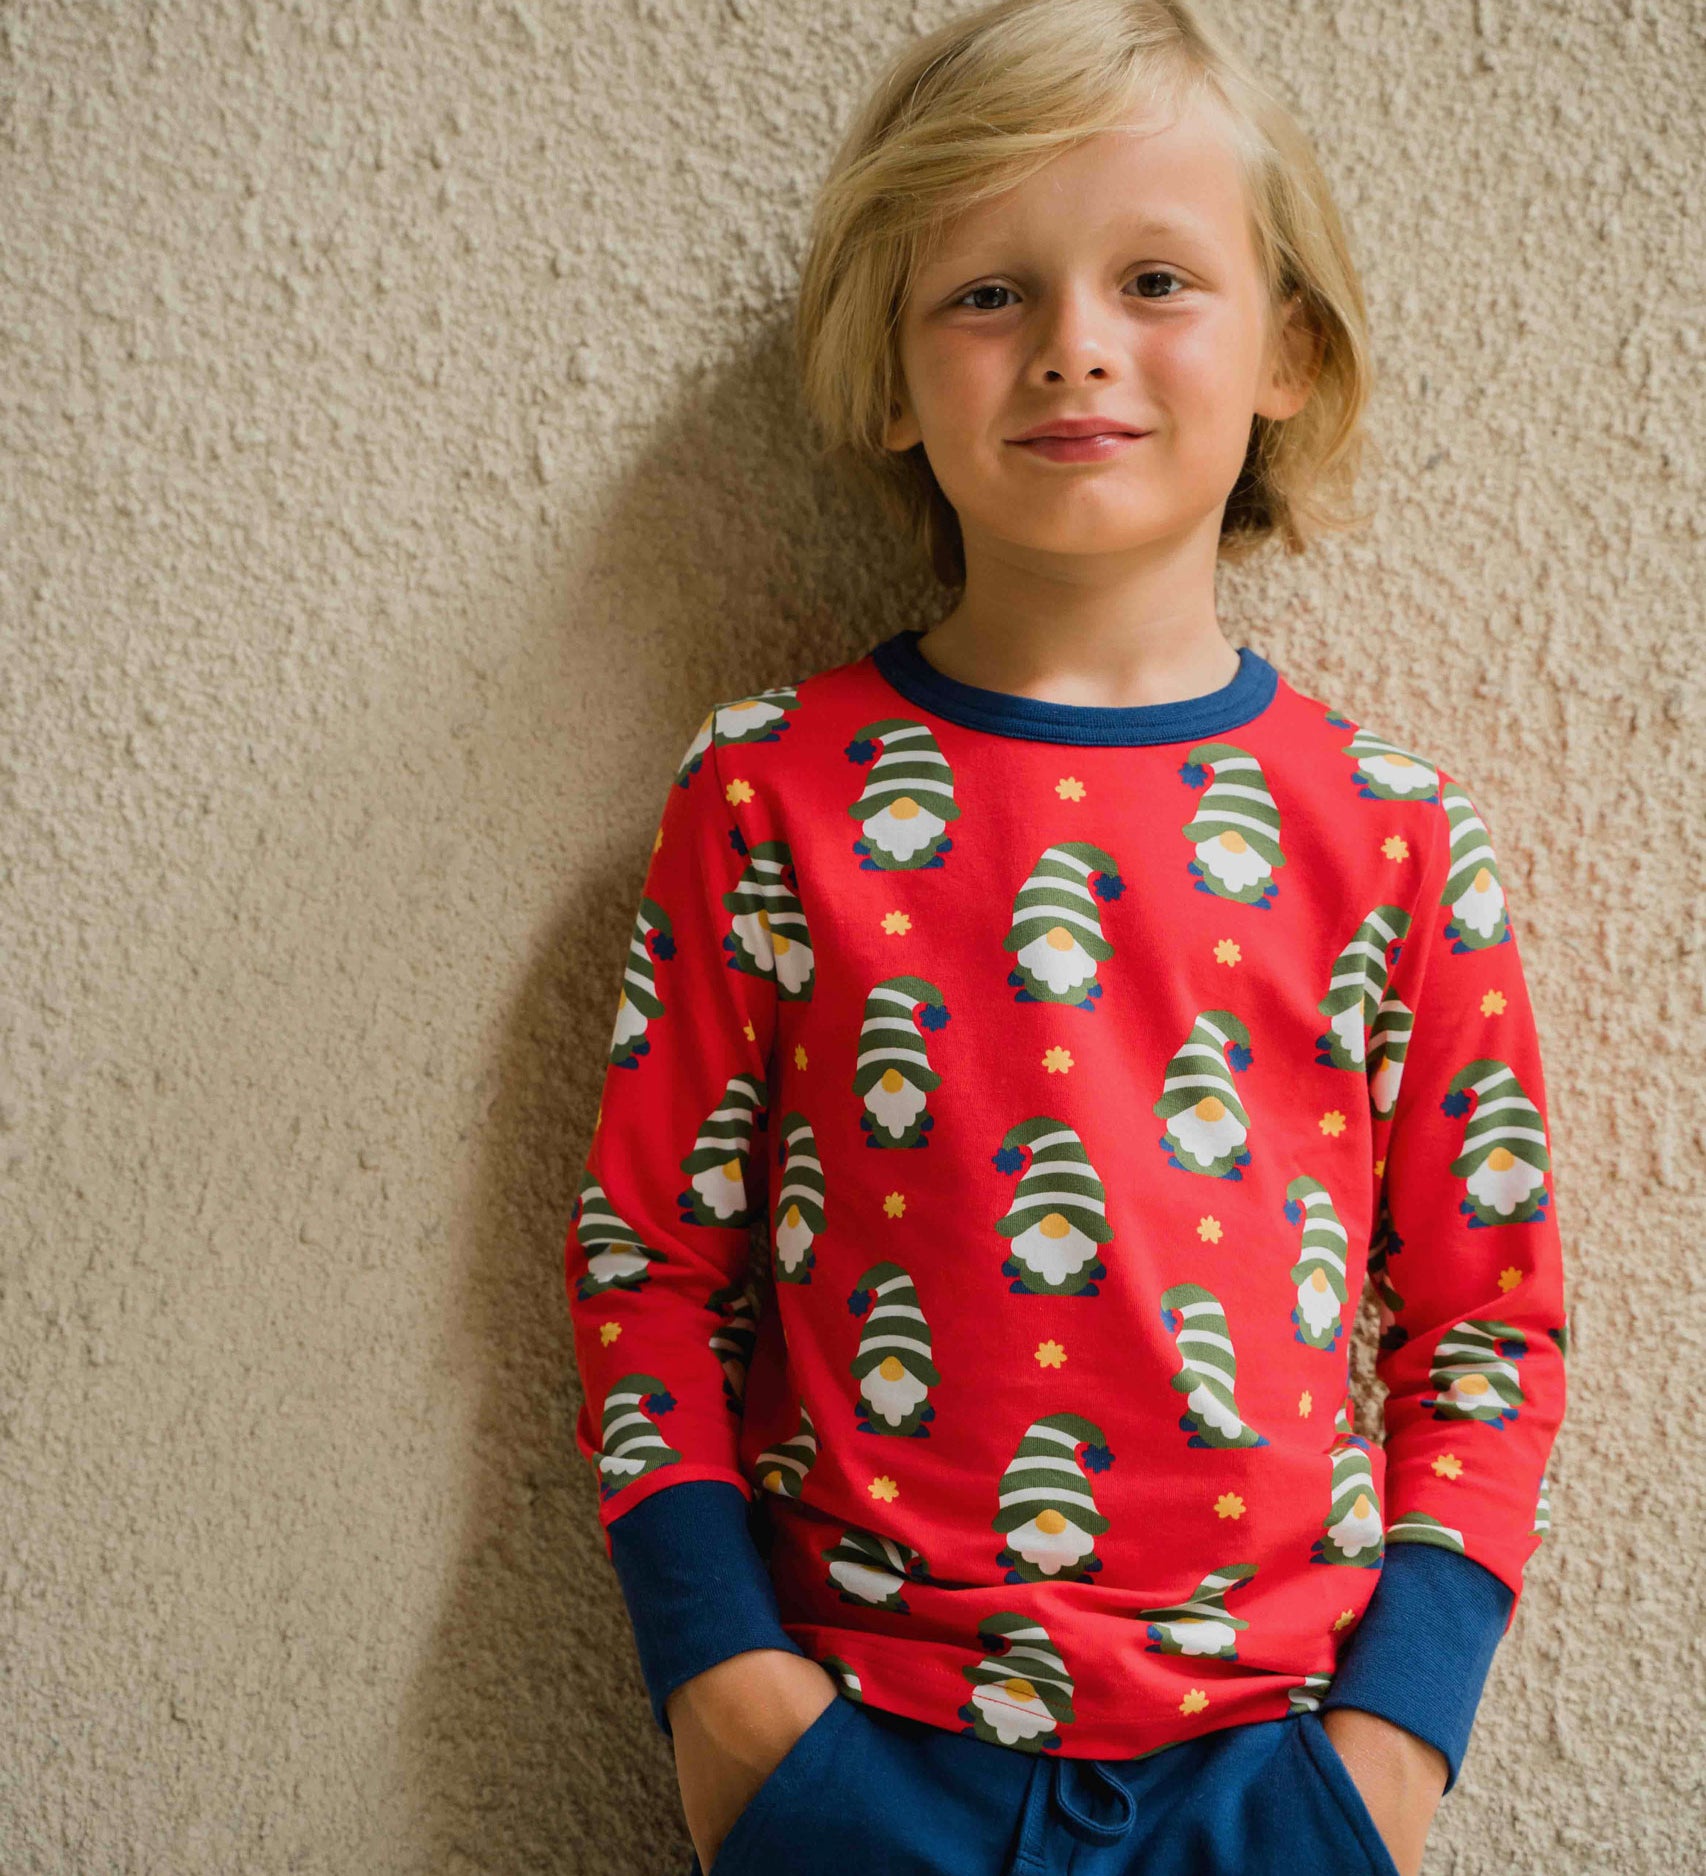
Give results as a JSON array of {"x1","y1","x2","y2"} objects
[{"x1": 565, "y1": 629, "x2": 1568, "y2": 1772}]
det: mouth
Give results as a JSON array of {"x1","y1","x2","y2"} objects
[{"x1": 1009, "y1": 429, "x2": 1150, "y2": 461}]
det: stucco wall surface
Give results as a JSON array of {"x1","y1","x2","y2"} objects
[{"x1": 1, "y1": 1, "x2": 1701, "y2": 1871}]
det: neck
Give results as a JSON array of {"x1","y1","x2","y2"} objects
[{"x1": 921, "y1": 517, "x2": 1238, "y2": 710}]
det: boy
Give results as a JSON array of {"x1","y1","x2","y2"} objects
[{"x1": 566, "y1": 5, "x2": 1568, "y2": 1871}]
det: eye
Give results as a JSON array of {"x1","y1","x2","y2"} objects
[
  {"x1": 953, "y1": 282, "x2": 1017, "y2": 311},
  {"x1": 1129, "y1": 270, "x2": 1187, "y2": 300}
]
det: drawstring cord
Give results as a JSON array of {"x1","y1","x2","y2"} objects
[{"x1": 1050, "y1": 1753, "x2": 1138, "y2": 1845}]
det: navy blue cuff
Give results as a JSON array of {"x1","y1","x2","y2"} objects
[
  {"x1": 607, "y1": 1479, "x2": 805, "y2": 1738},
  {"x1": 1319, "y1": 1543, "x2": 1514, "y2": 1794}
]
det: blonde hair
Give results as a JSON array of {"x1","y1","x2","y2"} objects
[{"x1": 793, "y1": 0, "x2": 1375, "y2": 586}]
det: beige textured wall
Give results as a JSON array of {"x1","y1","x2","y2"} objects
[{"x1": 2, "y1": 2, "x2": 1701, "y2": 1871}]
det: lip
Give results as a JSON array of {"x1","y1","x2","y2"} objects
[{"x1": 1009, "y1": 415, "x2": 1150, "y2": 440}]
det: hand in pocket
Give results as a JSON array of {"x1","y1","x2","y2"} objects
[{"x1": 668, "y1": 1650, "x2": 841, "y2": 1873}]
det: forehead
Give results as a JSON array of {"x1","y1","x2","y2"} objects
[{"x1": 920, "y1": 100, "x2": 1253, "y2": 266}]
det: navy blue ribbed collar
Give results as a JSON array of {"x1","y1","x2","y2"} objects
[{"x1": 869, "y1": 628, "x2": 1279, "y2": 747}]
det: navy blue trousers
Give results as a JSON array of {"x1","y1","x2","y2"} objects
[{"x1": 689, "y1": 1693, "x2": 1400, "y2": 1876}]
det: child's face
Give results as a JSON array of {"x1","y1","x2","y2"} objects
[{"x1": 884, "y1": 94, "x2": 1312, "y2": 565}]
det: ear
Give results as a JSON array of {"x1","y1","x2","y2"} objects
[
  {"x1": 1256, "y1": 292, "x2": 1322, "y2": 423},
  {"x1": 882, "y1": 380, "x2": 923, "y2": 453}
]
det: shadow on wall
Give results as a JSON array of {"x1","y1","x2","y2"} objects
[{"x1": 392, "y1": 320, "x2": 938, "y2": 1873}]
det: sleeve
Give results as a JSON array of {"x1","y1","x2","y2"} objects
[
  {"x1": 1320, "y1": 768, "x2": 1570, "y2": 1793},
  {"x1": 564, "y1": 718, "x2": 804, "y2": 1736}
]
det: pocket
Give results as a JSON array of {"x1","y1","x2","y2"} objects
[
  {"x1": 707, "y1": 1691, "x2": 857, "y2": 1875},
  {"x1": 1295, "y1": 1713, "x2": 1402, "y2": 1876}
]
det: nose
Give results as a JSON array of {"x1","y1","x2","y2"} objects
[{"x1": 1028, "y1": 282, "x2": 1121, "y2": 383}]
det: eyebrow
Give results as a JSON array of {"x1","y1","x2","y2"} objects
[{"x1": 923, "y1": 214, "x2": 1214, "y2": 271}]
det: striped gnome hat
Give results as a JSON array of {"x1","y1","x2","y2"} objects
[
  {"x1": 851, "y1": 976, "x2": 948, "y2": 1100},
  {"x1": 1385, "y1": 1509, "x2": 1466, "y2": 1553},
  {"x1": 1445, "y1": 1058, "x2": 1551, "y2": 1225},
  {"x1": 1317, "y1": 904, "x2": 1411, "y2": 1071},
  {"x1": 822, "y1": 1526, "x2": 928, "y2": 1609},
  {"x1": 1439, "y1": 784, "x2": 1510, "y2": 950},
  {"x1": 724, "y1": 839, "x2": 816, "y2": 997},
  {"x1": 596, "y1": 1372, "x2": 682, "y2": 1496},
  {"x1": 709, "y1": 1282, "x2": 761, "y2": 1406},
  {"x1": 1342, "y1": 725, "x2": 1440, "y2": 802},
  {"x1": 1284, "y1": 1173, "x2": 1350, "y2": 1352},
  {"x1": 1153, "y1": 1009, "x2": 1254, "y2": 1179},
  {"x1": 1179, "y1": 741, "x2": 1285, "y2": 904},
  {"x1": 609, "y1": 895, "x2": 674, "y2": 1066},
  {"x1": 1424, "y1": 1318, "x2": 1527, "y2": 1424},
  {"x1": 844, "y1": 717, "x2": 961, "y2": 867},
  {"x1": 1312, "y1": 1412, "x2": 1384, "y2": 1567},
  {"x1": 1137, "y1": 1563, "x2": 1256, "y2": 1658},
  {"x1": 1005, "y1": 842, "x2": 1123, "y2": 961},
  {"x1": 677, "y1": 1071, "x2": 766, "y2": 1227},
  {"x1": 962, "y1": 1611, "x2": 1076, "y2": 1725},
  {"x1": 1159, "y1": 1282, "x2": 1268, "y2": 1449},
  {"x1": 754, "y1": 1403, "x2": 819, "y2": 1499},
  {"x1": 570, "y1": 1171, "x2": 664, "y2": 1301},
  {"x1": 847, "y1": 1260, "x2": 942, "y2": 1388},
  {"x1": 771, "y1": 1110, "x2": 827, "y2": 1282},
  {"x1": 992, "y1": 1411, "x2": 1115, "y2": 1540},
  {"x1": 993, "y1": 1116, "x2": 1113, "y2": 1293}
]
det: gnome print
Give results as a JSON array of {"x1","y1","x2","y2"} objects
[
  {"x1": 1159, "y1": 1283, "x2": 1268, "y2": 1450},
  {"x1": 569, "y1": 1170, "x2": 665, "y2": 1301},
  {"x1": 1444, "y1": 1058, "x2": 1553, "y2": 1224},
  {"x1": 992, "y1": 1117, "x2": 1115, "y2": 1296},
  {"x1": 595, "y1": 1372, "x2": 683, "y2": 1499},
  {"x1": 1341, "y1": 726, "x2": 1440, "y2": 803},
  {"x1": 1422, "y1": 1320, "x2": 1527, "y2": 1426},
  {"x1": 1153, "y1": 1010, "x2": 1255, "y2": 1179},
  {"x1": 771, "y1": 1110, "x2": 826, "y2": 1282},
  {"x1": 1177, "y1": 741, "x2": 1286, "y2": 904},
  {"x1": 707, "y1": 1278, "x2": 761, "y2": 1411},
  {"x1": 847, "y1": 1261, "x2": 941, "y2": 1434},
  {"x1": 677, "y1": 1072, "x2": 767, "y2": 1227},
  {"x1": 1003, "y1": 842, "x2": 1125, "y2": 1007},
  {"x1": 1284, "y1": 1174, "x2": 1352, "y2": 1352},
  {"x1": 852, "y1": 976, "x2": 951, "y2": 1147},
  {"x1": 992, "y1": 1412, "x2": 1116, "y2": 1583},
  {"x1": 723, "y1": 839, "x2": 816, "y2": 998},
  {"x1": 1288, "y1": 1673, "x2": 1335, "y2": 1715},
  {"x1": 1367, "y1": 1191, "x2": 1409, "y2": 1345},
  {"x1": 844, "y1": 717, "x2": 961, "y2": 869},
  {"x1": 822, "y1": 1525, "x2": 932, "y2": 1611},
  {"x1": 821, "y1": 1657, "x2": 864, "y2": 1700},
  {"x1": 1314, "y1": 904, "x2": 1411, "y2": 1081},
  {"x1": 959, "y1": 1611, "x2": 1077, "y2": 1750},
  {"x1": 1439, "y1": 785, "x2": 1512, "y2": 950},
  {"x1": 672, "y1": 687, "x2": 799, "y2": 783},
  {"x1": 1310, "y1": 1402, "x2": 1385, "y2": 1566},
  {"x1": 607, "y1": 895, "x2": 674, "y2": 1069},
  {"x1": 1384, "y1": 1509, "x2": 1467, "y2": 1554},
  {"x1": 753, "y1": 1403, "x2": 820, "y2": 1500},
  {"x1": 1136, "y1": 1563, "x2": 1256, "y2": 1659}
]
